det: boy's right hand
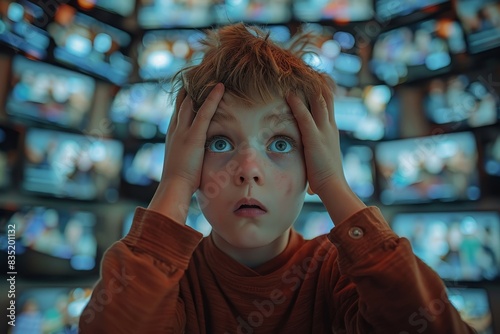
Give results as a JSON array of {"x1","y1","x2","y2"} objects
[{"x1": 148, "y1": 83, "x2": 225, "y2": 224}]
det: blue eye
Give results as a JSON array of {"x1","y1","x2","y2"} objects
[
  {"x1": 268, "y1": 136, "x2": 295, "y2": 153},
  {"x1": 206, "y1": 136, "x2": 233, "y2": 152}
]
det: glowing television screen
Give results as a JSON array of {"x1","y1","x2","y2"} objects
[
  {"x1": 300, "y1": 23, "x2": 363, "y2": 88},
  {"x1": 47, "y1": 4, "x2": 132, "y2": 84},
  {"x1": 120, "y1": 142, "x2": 165, "y2": 200},
  {"x1": 370, "y1": 17, "x2": 466, "y2": 85},
  {"x1": 0, "y1": 205, "x2": 98, "y2": 276},
  {"x1": 424, "y1": 70, "x2": 500, "y2": 128},
  {"x1": 137, "y1": 29, "x2": 206, "y2": 81},
  {"x1": 455, "y1": 0, "x2": 500, "y2": 53},
  {"x1": 447, "y1": 287, "x2": 493, "y2": 333},
  {"x1": 12, "y1": 286, "x2": 92, "y2": 333},
  {"x1": 375, "y1": 131, "x2": 480, "y2": 204},
  {"x1": 6, "y1": 56, "x2": 96, "y2": 130},
  {"x1": 375, "y1": 0, "x2": 449, "y2": 22},
  {"x1": 306, "y1": 142, "x2": 374, "y2": 203},
  {"x1": 22, "y1": 128, "x2": 123, "y2": 202},
  {"x1": 76, "y1": 0, "x2": 136, "y2": 16},
  {"x1": 484, "y1": 130, "x2": 500, "y2": 177},
  {"x1": 293, "y1": 0, "x2": 373, "y2": 22},
  {"x1": 109, "y1": 82, "x2": 175, "y2": 139},
  {"x1": 215, "y1": 0, "x2": 292, "y2": 24},
  {"x1": 138, "y1": 0, "x2": 216, "y2": 28},
  {"x1": 0, "y1": 0, "x2": 50, "y2": 59},
  {"x1": 293, "y1": 209, "x2": 333, "y2": 240},
  {"x1": 334, "y1": 85, "x2": 400, "y2": 140},
  {"x1": 391, "y1": 211, "x2": 500, "y2": 281}
]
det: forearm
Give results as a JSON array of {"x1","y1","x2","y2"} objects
[
  {"x1": 148, "y1": 179, "x2": 193, "y2": 225},
  {"x1": 79, "y1": 242, "x2": 186, "y2": 333},
  {"x1": 80, "y1": 208, "x2": 203, "y2": 333},
  {"x1": 328, "y1": 208, "x2": 475, "y2": 334},
  {"x1": 317, "y1": 178, "x2": 367, "y2": 224}
]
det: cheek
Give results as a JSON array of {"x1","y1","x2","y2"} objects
[
  {"x1": 272, "y1": 156, "x2": 307, "y2": 195},
  {"x1": 200, "y1": 155, "x2": 225, "y2": 184},
  {"x1": 274, "y1": 171, "x2": 304, "y2": 196}
]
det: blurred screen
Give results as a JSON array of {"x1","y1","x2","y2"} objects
[
  {"x1": 293, "y1": 0, "x2": 373, "y2": 22},
  {"x1": 371, "y1": 18, "x2": 466, "y2": 86},
  {"x1": 424, "y1": 71, "x2": 500, "y2": 127},
  {"x1": 0, "y1": 206, "x2": 98, "y2": 271},
  {"x1": 123, "y1": 143, "x2": 164, "y2": 186},
  {"x1": 485, "y1": 132, "x2": 500, "y2": 176},
  {"x1": 447, "y1": 287, "x2": 493, "y2": 334},
  {"x1": 8, "y1": 287, "x2": 92, "y2": 334},
  {"x1": 375, "y1": 0, "x2": 448, "y2": 21},
  {"x1": 23, "y1": 128, "x2": 123, "y2": 202},
  {"x1": 293, "y1": 209, "x2": 333, "y2": 240},
  {"x1": 300, "y1": 23, "x2": 362, "y2": 87},
  {"x1": 375, "y1": 132, "x2": 480, "y2": 204},
  {"x1": 121, "y1": 210, "x2": 134, "y2": 237},
  {"x1": 138, "y1": 0, "x2": 216, "y2": 28},
  {"x1": 0, "y1": 124, "x2": 20, "y2": 189},
  {"x1": 47, "y1": 4, "x2": 132, "y2": 84},
  {"x1": 0, "y1": 0, "x2": 50, "y2": 59},
  {"x1": 6, "y1": 56, "x2": 96, "y2": 130},
  {"x1": 334, "y1": 85, "x2": 399, "y2": 140},
  {"x1": 455, "y1": 0, "x2": 500, "y2": 53},
  {"x1": 186, "y1": 210, "x2": 212, "y2": 236},
  {"x1": 109, "y1": 82, "x2": 174, "y2": 139},
  {"x1": 264, "y1": 25, "x2": 292, "y2": 43},
  {"x1": 215, "y1": 0, "x2": 292, "y2": 24},
  {"x1": 121, "y1": 142, "x2": 165, "y2": 200},
  {"x1": 77, "y1": 0, "x2": 136, "y2": 16},
  {"x1": 391, "y1": 211, "x2": 500, "y2": 281},
  {"x1": 306, "y1": 143, "x2": 374, "y2": 203},
  {"x1": 137, "y1": 29, "x2": 206, "y2": 80}
]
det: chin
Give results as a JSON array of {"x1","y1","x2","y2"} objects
[{"x1": 235, "y1": 226, "x2": 290, "y2": 247}]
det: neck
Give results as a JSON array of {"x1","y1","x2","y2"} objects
[{"x1": 211, "y1": 229, "x2": 291, "y2": 268}]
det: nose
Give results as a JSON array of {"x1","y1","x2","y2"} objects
[{"x1": 233, "y1": 146, "x2": 265, "y2": 186}]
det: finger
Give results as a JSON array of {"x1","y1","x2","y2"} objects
[
  {"x1": 308, "y1": 92, "x2": 329, "y2": 127},
  {"x1": 191, "y1": 83, "x2": 225, "y2": 133},
  {"x1": 167, "y1": 88, "x2": 187, "y2": 134},
  {"x1": 322, "y1": 79, "x2": 335, "y2": 124},
  {"x1": 177, "y1": 96, "x2": 195, "y2": 128},
  {"x1": 286, "y1": 93, "x2": 317, "y2": 136}
]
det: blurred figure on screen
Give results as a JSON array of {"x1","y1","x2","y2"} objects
[{"x1": 12, "y1": 299, "x2": 43, "y2": 334}]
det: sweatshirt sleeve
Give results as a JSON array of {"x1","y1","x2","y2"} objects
[
  {"x1": 327, "y1": 206, "x2": 476, "y2": 334},
  {"x1": 78, "y1": 207, "x2": 203, "y2": 334}
]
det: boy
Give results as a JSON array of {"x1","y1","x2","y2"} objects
[{"x1": 79, "y1": 24, "x2": 474, "y2": 333}]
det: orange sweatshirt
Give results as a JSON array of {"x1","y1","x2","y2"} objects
[{"x1": 79, "y1": 206, "x2": 474, "y2": 333}]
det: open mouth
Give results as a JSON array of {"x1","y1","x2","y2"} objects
[
  {"x1": 238, "y1": 204, "x2": 263, "y2": 210},
  {"x1": 233, "y1": 199, "x2": 267, "y2": 217}
]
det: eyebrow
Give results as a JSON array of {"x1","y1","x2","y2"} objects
[{"x1": 264, "y1": 112, "x2": 297, "y2": 127}]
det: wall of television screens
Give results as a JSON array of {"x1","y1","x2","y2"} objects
[{"x1": 0, "y1": 0, "x2": 499, "y2": 332}]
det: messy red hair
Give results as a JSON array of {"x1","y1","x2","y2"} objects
[{"x1": 171, "y1": 23, "x2": 332, "y2": 111}]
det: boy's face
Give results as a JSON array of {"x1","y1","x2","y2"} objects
[{"x1": 195, "y1": 92, "x2": 307, "y2": 249}]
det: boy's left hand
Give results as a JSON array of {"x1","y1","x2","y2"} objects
[{"x1": 286, "y1": 87, "x2": 346, "y2": 198}]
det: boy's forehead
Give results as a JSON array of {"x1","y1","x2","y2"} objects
[{"x1": 213, "y1": 94, "x2": 296, "y2": 126}]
